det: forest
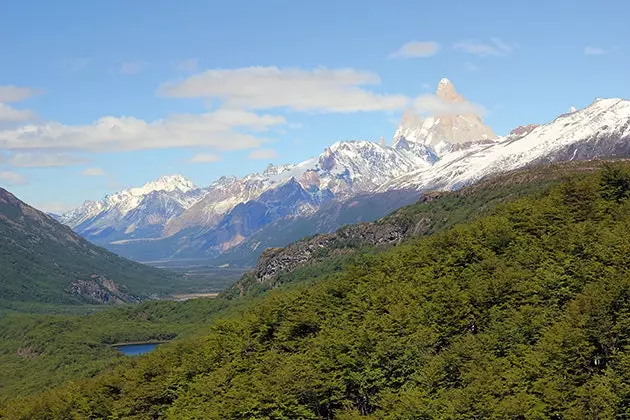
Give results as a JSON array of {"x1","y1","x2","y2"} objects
[{"x1": 4, "y1": 163, "x2": 630, "y2": 418}]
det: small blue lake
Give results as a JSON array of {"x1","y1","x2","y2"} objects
[{"x1": 114, "y1": 343, "x2": 160, "y2": 356}]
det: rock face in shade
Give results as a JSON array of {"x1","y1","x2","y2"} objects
[{"x1": 392, "y1": 78, "x2": 497, "y2": 152}]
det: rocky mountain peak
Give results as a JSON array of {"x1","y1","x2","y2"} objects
[
  {"x1": 393, "y1": 78, "x2": 497, "y2": 151},
  {"x1": 509, "y1": 124, "x2": 540, "y2": 138},
  {"x1": 132, "y1": 174, "x2": 195, "y2": 195},
  {"x1": 436, "y1": 78, "x2": 463, "y2": 103},
  {"x1": 263, "y1": 163, "x2": 277, "y2": 176},
  {"x1": 319, "y1": 147, "x2": 336, "y2": 171}
]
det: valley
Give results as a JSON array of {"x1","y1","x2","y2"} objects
[
  {"x1": 5, "y1": 162, "x2": 630, "y2": 417},
  {"x1": 2, "y1": 5, "x2": 629, "y2": 415}
]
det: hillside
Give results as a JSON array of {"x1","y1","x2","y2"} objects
[
  {"x1": 0, "y1": 188, "x2": 182, "y2": 308},
  {"x1": 227, "y1": 159, "x2": 618, "y2": 296},
  {"x1": 5, "y1": 163, "x2": 630, "y2": 418}
]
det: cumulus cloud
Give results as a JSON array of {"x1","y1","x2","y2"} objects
[
  {"x1": 9, "y1": 152, "x2": 87, "y2": 168},
  {"x1": 412, "y1": 94, "x2": 487, "y2": 116},
  {"x1": 0, "y1": 85, "x2": 40, "y2": 123},
  {"x1": 247, "y1": 149, "x2": 278, "y2": 160},
  {"x1": 0, "y1": 171, "x2": 28, "y2": 186},
  {"x1": 159, "y1": 67, "x2": 408, "y2": 113},
  {"x1": 189, "y1": 153, "x2": 221, "y2": 163},
  {"x1": 0, "y1": 108, "x2": 285, "y2": 153},
  {"x1": 176, "y1": 58, "x2": 199, "y2": 72},
  {"x1": 82, "y1": 167, "x2": 105, "y2": 176},
  {"x1": 118, "y1": 61, "x2": 150, "y2": 75},
  {"x1": 389, "y1": 41, "x2": 440, "y2": 59},
  {"x1": 0, "y1": 86, "x2": 41, "y2": 103},
  {"x1": 453, "y1": 38, "x2": 515, "y2": 57},
  {"x1": 0, "y1": 103, "x2": 36, "y2": 122}
]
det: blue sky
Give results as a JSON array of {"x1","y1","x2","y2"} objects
[{"x1": 0, "y1": 0, "x2": 628, "y2": 212}]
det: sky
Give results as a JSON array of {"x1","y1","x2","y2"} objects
[{"x1": 0, "y1": 0, "x2": 628, "y2": 213}]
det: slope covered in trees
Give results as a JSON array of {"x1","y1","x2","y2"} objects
[
  {"x1": 228, "y1": 159, "x2": 615, "y2": 298},
  {"x1": 0, "y1": 188, "x2": 183, "y2": 309},
  {"x1": 5, "y1": 163, "x2": 630, "y2": 418}
]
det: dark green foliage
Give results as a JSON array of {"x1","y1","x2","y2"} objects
[
  {"x1": 600, "y1": 162, "x2": 630, "y2": 202},
  {"x1": 5, "y1": 164, "x2": 630, "y2": 418}
]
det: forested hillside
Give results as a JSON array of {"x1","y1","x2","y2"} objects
[
  {"x1": 228, "y1": 159, "x2": 616, "y2": 297},
  {"x1": 0, "y1": 188, "x2": 182, "y2": 309},
  {"x1": 5, "y1": 163, "x2": 630, "y2": 418}
]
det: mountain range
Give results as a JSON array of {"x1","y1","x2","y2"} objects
[{"x1": 57, "y1": 79, "x2": 630, "y2": 265}]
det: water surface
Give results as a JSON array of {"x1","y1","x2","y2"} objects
[{"x1": 114, "y1": 343, "x2": 159, "y2": 356}]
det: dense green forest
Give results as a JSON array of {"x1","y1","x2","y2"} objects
[
  {"x1": 0, "y1": 297, "x2": 246, "y2": 402},
  {"x1": 4, "y1": 163, "x2": 630, "y2": 418}
]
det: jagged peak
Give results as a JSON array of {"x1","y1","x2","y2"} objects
[
  {"x1": 436, "y1": 78, "x2": 463, "y2": 102},
  {"x1": 129, "y1": 174, "x2": 195, "y2": 196},
  {"x1": 438, "y1": 78, "x2": 453, "y2": 89}
]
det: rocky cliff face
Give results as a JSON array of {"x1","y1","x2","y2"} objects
[{"x1": 69, "y1": 275, "x2": 140, "y2": 304}]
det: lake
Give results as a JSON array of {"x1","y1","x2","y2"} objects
[{"x1": 114, "y1": 342, "x2": 160, "y2": 356}]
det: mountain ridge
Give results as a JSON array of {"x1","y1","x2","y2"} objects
[{"x1": 58, "y1": 80, "x2": 630, "y2": 265}]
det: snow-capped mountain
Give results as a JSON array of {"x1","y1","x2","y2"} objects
[
  {"x1": 62, "y1": 135, "x2": 438, "y2": 248},
  {"x1": 381, "y1": 97, "x2": 630, "y2": 192},
  {"x1": 60, "y1": 79, "x2": 630, "y2": 264},
  {"x1": 60, "y1": 175, "x2": 208, "y2": 244},
  {"x1": 160, "y1": 139, "x2": 438, "y2": 237},
  {"x1": 393, "y1": 78, "x2": 497, "y2": 154}
]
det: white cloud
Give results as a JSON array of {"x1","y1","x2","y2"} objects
[
  {"x1": 0, "y1": 85, "x2": 40, "y2": 122},
  {"x1": 389, "y1": 41, "x2": 440, "y2": 59},
  {"x1": 453, "y1": 38, "x2": 515, "y2": 57},
  {"x1": 247, "y1": 148, "x2": 278, "y2": 160},
  {"x1": 9, "y1": 152, "x2": 87, "y2": 168},
  {"x1": 0, "y1": 86, "x2": 41, "y2": 103},
  {"x1": 118, "y1": 61, "x2": 150, "y2": 75},
  {"x1": 82, "y1": 167, "x2": 105, "y2": 176},
  {"x1": 412, "y1": 94, "x2": 487, "y2": 116},
  {"x1": 0, "y1": 171, "x2": 28, "y2": 186},
  {"x1": 189, "y1": 153, "x2": 221, "y2": 163},
  {"x1": 176, "y1": 58, "x2": 199, "y2": 72},
  {"x1": 584, "y1": 46, "x2": 606, "y2": 55},
  {"x1": 159, "y1": 66, "x2": 408, "y2": 113},
  {"x1": 0, "y1": 103, "x2": 36, "y2": 122},
  {"x1": 0, "y1": 108, "x2": 285, "y2": 153}
]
